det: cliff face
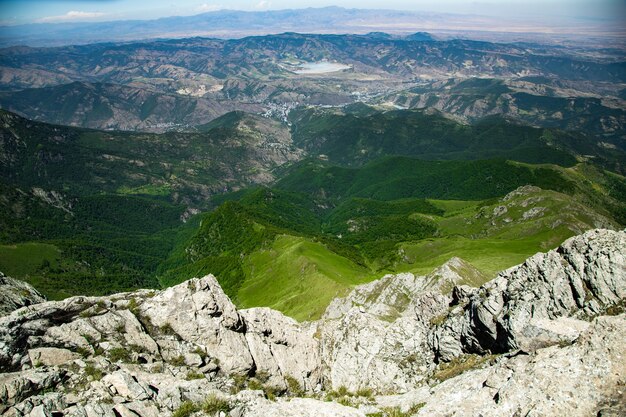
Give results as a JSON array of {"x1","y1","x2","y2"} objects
[{"x1": 0, "y1": 229, "x2": 624, "y2": 417}]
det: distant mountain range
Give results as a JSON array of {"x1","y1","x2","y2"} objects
[
  {"x1": 0, "y1": 7, "x2": 621, "y2": 47},
  {"x1": 1, "y1": 32, "x2": 624, "y2": 137}
]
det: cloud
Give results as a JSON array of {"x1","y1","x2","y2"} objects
[
  {"x1": 254, "y1": 0, "x2": 270, "y2": 9},
  {"x1": 196, "y1": 3, "x2": 222, "y2": 12},
  {"x1": 37, "y1": 11, "x2": 107, "y2": 23}
]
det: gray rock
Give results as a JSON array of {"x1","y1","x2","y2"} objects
[
  {"x1": 242, "y1": 397, "x2": 366, "y2": 417},
  {"x1": 28, "y1": 348, "x2": 81, "y2": 367},
  {"x1": 0, "y1": 272, "x2": 45, "y2": 316},
  {"x1": 432, "y1": 229, "x2": 626, "y2": 359},
  {"x1": 414, "y1": 314, "x2": 626, "y2": 417}
]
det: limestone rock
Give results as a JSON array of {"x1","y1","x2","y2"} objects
[
  {"x1": 28, "y1": 348, "x2": 81, "y2": 367},
  {"x1": 432, "y1": 229, "x2": 626, "y2": 359},
  {"x1": 415, "y1": 314, "x2": 626, "y2": 417},
  {"x1": 242, "y1": 397, "x2": 366, "y2": 417},
  {"x1": 0, "y1": 369, "x2": 64, "y2": 413},
  {"x1": 0, "y1": 230, "x2": 623, "y2": 416},
  {"x1": 0, "y1": 272, "x2": 45, "y2": 316},
  {"x1": 319, "y1": 257, "x2": 480, "y2": 392},
  {"x1": 139, "y1": 275, "x2": 254, "y2": 374},
  {"x1": 240, "y1": 307, "x2": 320, "y2": 390}
]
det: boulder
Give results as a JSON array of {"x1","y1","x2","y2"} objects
[{"x1": 28, "y1": 348, "x2": 80, "y2": 367}]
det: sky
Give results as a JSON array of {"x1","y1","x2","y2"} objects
[{"x1": 0, "y1": 0, "x2": 624, "y2": 26}]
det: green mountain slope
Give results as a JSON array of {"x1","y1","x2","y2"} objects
[
  {"x1": 0, "y1": 109, "x2": 297, "y2": 298},
  {"x1": 1, "y1": 108, "x2": 624, "y2": 321},
  {"x1": 289, "y1": 107, "x2": 605, "y2": 167},
  {"x1": 158, "y1": 156, "x2": 623, "y2": 320},
  {"x1": 276, "y1": 157, "x2": 575, "y2": 201},
  {"x1": 0, "y1": 110, "x2": 296, "y2": 205}
]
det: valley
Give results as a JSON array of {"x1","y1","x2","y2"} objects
[
  {"x1": 1, "y1": 103, "x2": 623, "y2": 320},
  {"x1": 0, "y1": 29, "x2": 624, "y2": 322}
]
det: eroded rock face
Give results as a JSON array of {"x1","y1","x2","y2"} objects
[
  {"x1": 431, "y1": 229, "x2": 626, "y2": 360},
  {"x1": 0, "y1": 274, "x2": 321, "y2": 416},
  {"x1": 0, "y1": 272, "x2": 45, "y2": 316},
  {"x1": 318, "y1": 258, "x2": 479, "y2": 392},
  {"x1": 415, "y1": 314, "x2": 626, "y2": 417},
  {"x1": 139, "y1": 276, "x2": 254, "y2": 375},
  {"x1": 0, "y1": 229, "x2": 624, "y2": 417},
  {"x1": 240, "y1": 308, "x2": 321, "y2": 391}
]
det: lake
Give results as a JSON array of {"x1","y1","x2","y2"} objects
[{"x1": 294, "y1": 61, "x2": 351, "y2": 74}]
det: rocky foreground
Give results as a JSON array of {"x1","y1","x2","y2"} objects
[{"x1": 1, "y1": 229, "x2": 625, "y2": 417}]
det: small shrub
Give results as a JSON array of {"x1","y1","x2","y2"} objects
[
  {"x1": 74, "y1": 346, "x2": 92, "y2": 358},
  {"x1": 255, "y1": 370, "x2": 271, "y2": 383},
  {"x1": 605, "y1": 300, "x2": 626, "y2": 316},
  {"x1": 128, "y1": 297, "x2": 140, "y2": 316},
  {"x1": 263, "y1": 384, "x2": 280, "y2": 401},
  {"x1": 285, "y1": 375, "x2": 305, "y2": 397},
  {"x1": 337, "y1": 396, "x2": 354, "y2": 407},
  {"x1": 429, "y1": 313, "x2": 447, "y2": 326},
  {"x1": 85, "y1": 364, "x2": 104, "y2": 381},
  {"x1": 202, "y1": 393, "x2": 230, "y2": 414},
  {"x1": 248, "y1": 378, "x2": 263, "y2": 391},
  {"x1": 170, "y1": 355, "x2": 185, "y2": 366},
  {"x1": 108, "y1": 347, "x2": 131, "y2": 363},
  {"x1": 193, "y1": 347, "x2": 208, "y2": 360},
  {"x1": 230, "y1": 374, "x2": 247, "y2": 394},
  {"x1": 160, "y1": 322, "x2": 178, "y2": 336},
  {"x1": 186, "y1": 371, "x2": 205, "y2": 380},
  {"x1": 356, "y1": 387, "x2": 374, "y2": 399},
  {"x1": 128, "y1": 344, "x2": 148, "y2": 354},
  {"x1": 172, "y1": 401, "x2": 198, "y2": 417}
]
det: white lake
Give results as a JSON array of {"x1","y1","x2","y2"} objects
[{"x1": 293, "y1": 61, "x2": 351, "y2": 74}]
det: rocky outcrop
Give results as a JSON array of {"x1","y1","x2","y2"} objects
[
  {"x1": 0, "y1": 272, "x2": 45, "y2": 315},
  {"x1": 431, "y1": 228, "x2": 626, "y2": 360},
  {"x1": 318, "y1": 257, "x2": 489, "y2": 392},
  {"x1": 377, "y1": 314, "x2": 626, "y2": 417},
  {"x1": 0, "y1": 229, "x2": 624, "y2": 416}
]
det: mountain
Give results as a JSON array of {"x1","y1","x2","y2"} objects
[
  {"x1": 288, "y1": 107, "x2": 596, "y2": 167},
  {"x1": 382, "y1": 77, "x2": 626, "y2": 139},
  {"x1": 3, "y1": 33, "x2": 623, "y2": 91},
  {"x1": 0, "y1": 7, "x2": 615, "y2": 47},
  {"x1": 1, "y1": 32, "x2": 623, "y2": 138},
  {"x1": 0, "y1": 109, "x2": 296, "y2": 204},
  {"x1": 0, "y1": 82, "x2": 263, "y2": 132},
  {"x1": 1, "y1": 229, "x2": 624, "y2": 416},
  {"x1": 0, "y1": 109, "x2": 298, "y2": 297},
  {"x1": 159, "y1": 177, "x2": 621, "y2": 320}
]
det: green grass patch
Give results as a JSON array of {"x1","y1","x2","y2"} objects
[
  {"x1": 0, "y1": 242, "x2": 61, "y2": 277},
  {"x1": 239, "y1": 235, "x2": 375, "y2": 321},
  {"x1": 117, "y1": 183, "x2": 172, "y2": 196}
]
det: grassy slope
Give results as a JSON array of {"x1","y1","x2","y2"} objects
[
  {"x1": 162, "y1": 178, "x2": 619, "y2": 320},
  {"x1": 0, "y1": 243, "x2": 61, "y2": 277},
  {"x1": 2, "y1": 108, "x2": 623, "y2": 317},
  {"x1": 239, "y1": 235, "x2": 374, "y2": 321}
]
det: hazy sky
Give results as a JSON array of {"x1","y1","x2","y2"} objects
[{"x1": 0, "y1": 0, "x2": 624, "y2": 25}]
